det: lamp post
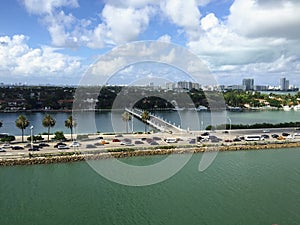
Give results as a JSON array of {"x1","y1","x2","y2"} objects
[
  {"x1": 30, "y1": 125, "x2": 34, "y2": 149},
  {"x1": 227, "y1": 116, "x2": 232, "y2": 133}
]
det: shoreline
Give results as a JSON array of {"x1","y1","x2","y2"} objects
[{"x1": 1, "y1": 141, "x2": 300, "y2": 167}]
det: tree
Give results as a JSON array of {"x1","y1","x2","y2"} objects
[
  {"x1": 42, "y1": 114, "x2": 56, "y2": 142},
  {"x1": 141, "y1": 111, "x2": 150, "y2": 133},
  {"x1": 65, "y1": 115, "x2": 76, "y2": 141},
  {"x1": 15, "y1": 115, "x2": 29, "y2": 142},
  {"x1": 122, "y1": 111, "x2": 132, "y2": 133}
]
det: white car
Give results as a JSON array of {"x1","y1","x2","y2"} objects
[
  {"x1": 0, "y1": 148, "x2": 6, "y2": 152},
  {"x1": 58, "y1": 145, "x2": 70, "y2": 150},
  {"x1": 70, "y1": 141, "x2": 81, "y2": 147},
  {"x1": 1, "y1": 143, "x2": 10, "y2": 148}
]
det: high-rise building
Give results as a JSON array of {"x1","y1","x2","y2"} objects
[
  {"x1": 280, "y1": 77, "x2": 289, "y2": 91},
  {"x1": 242, "y1": 78, "x2": 254, "y2": 91}
]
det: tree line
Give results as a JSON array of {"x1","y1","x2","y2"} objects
[{"x1": 0, "y1": 114, "x2": 75, "y2": 143}]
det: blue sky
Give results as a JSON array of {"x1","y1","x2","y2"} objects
[{"x1": 0, "y1": 0, "x2": 300, "y2": 86}]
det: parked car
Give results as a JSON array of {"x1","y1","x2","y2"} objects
[
  {"x1": 233, "y1": 137, "x2": 241, "y2": 142},
  {"x1": 100, "y1": 140, "x2": 109, "y2": 145},
  {"x1": 70, "y1": 141, "x2": 81, "y2": 147},
  {"x1": 134, "y1": 140, "x2": 144, "y2": 144},
  {"x1": 271, "y1": 134, "x2": 279, "y2": 138},
  {"x1": 1, "y1": 143, "x2": 11, "y2": 148},
  {"x1": 11, "y1": 146, "x2": 24, "y2": 150},
  {"x1": 94, "y1": 142, "x2": 104, "y2": 146},
  {"x1": 153, "y1": 137, "x2": 161, "y2": 141},
  {"x1": 262, "y1": 129, "x2": 270, "y2": 133},
  {"x1": 201, "y1": 132, "x2": 209, "y2": 136},
  {"x1": 0, "y1": 148, "x2": 6, "y2": 152},
  {"x1": 28, "y1": 146, "x2": 40, "y2": 151},
  {"x1": 86, "y1": 144, "x2": 97, "y2": 148},
  {"x1": 39, "y1": 143, "x2": 50, "y2": 147},
  {"x1": 189, "y1": 139, "x2": 196, "y2": 144},
  {"x1": 54, "y1": 142, "x2": 66, "y2": 148},
  {"x1": 261, "y1": 134, "x2": 270, "y2": 139},
  {"x1": 150, "y1": 141, "x2": 159, "y2": 145},
  {"x1": 115, "y1": 134, "x2": 123, "y2": 137},
  {"x1": 112, "y1": 139, "x2": 120, "y2": 142},
  {"x1": 58, "y1": 145, "x2": 70, "y2": 150},
  {"x1": 125, "y1": 142, "x2": 134, "y2": 146},
  {"x1": 282, "y1": 132, "x2": 290, "y2": 137}
]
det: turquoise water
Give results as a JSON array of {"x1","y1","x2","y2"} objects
[{"x1": 1, "y1": 148, "x2": 299, "y2": 225}]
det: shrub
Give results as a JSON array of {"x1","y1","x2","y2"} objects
[
  {"x1": 27, "y1": 135, "x2": 44, "y2": 142},
  {"x1": 1, "y1": 135, "x2": 16, "y2": 142},
  {"x1": 52, "y1": 131, "x2": 66, "y2": 141}
]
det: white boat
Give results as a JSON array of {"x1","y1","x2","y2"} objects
[
  {"x1": 196, "y1": 105, "x2": 208, "y2": 111},
  {"x1": 283, "y1": 105, "x2": 291, "y2": 111},
  {"x1": 172, "y1": 106, "x2": 185, "y2": 111},
  {"x1": 293, "y1": 105, "x2": 300, "y2": 111}
]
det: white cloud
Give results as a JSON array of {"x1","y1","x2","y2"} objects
[
  {"x1": 228, "y1": 0, "x2": 300, "y2": 39},
  {"x1": 0, "y1": 35, "x2": 81, "y2": 78},
  {"x1": 160, "y1": 0, "x2": 201, "y2": 38},
  {"x1": 157, "y1": 34, "x2": 171, "y2": 43},
  {"x1": 22, "y1": 0, "x2": 79, "y2": 14},
  {"x1": 102, "y1": 4, "x2": 153, "y2": 44}
]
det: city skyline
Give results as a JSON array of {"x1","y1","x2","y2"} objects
[{"x1": 1, "y1": 0, "x2": 300, "y2": 86}]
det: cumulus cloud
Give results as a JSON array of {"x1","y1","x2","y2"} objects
[
  {"x1": 228, "y1": 0, "x2": 300, "y2": 39},
  {"x1": 160, "y1": 0, "x2": 201, "y2": 40},
  {"x1": 0, "y1": 35, "x2": 81, "y2": 78},
  {"x1": 102, "y1": 4, "x2": 153, "y2": 44},
  {"x1": 22, "y1": 0, "x2": 79, "y2": 14},
  {"x1": 157, "y1": 34, "x2": 171, "y2": 43}
]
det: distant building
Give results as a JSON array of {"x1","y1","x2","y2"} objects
[
  {"x1": 177, "y1": 81, "x2": 193, "y2": 90},
  {"x1": 254, "y1": 85, "x2": 268, "y2": 91},
  {"x1": 225, "y1": 85, "x2": 245, "y2": 91},
  {"x1": 280, "y1": 77, "x2": 289, "y2": 91},
  {"x1": 242, "y1": 78, "x2": 254, "y2": 91}
]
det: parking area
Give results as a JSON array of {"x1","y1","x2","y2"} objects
[{"x1": 1, "y1": 128, "x2": 300, "y2": 158}]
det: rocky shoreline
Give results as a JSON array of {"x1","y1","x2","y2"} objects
[{"x1": 1, "y1": 141, "x2": 300, "y2": 167}]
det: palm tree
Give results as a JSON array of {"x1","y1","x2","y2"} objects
[
  {"x1": 15, "y1": 115, "x2": 29, "y2": 142},
  {"x1": 65, "y1": 115, "x2": 76, "y2": 141},
  {"x1": 141, "y1": 110, "x2": 150, "y2": 133},
  {"x1": 42, "y1": 114, "x2": 56, "y2": 142},
  {"x1": 122, "y1": 112, "x2": 132, "y2": 133}
]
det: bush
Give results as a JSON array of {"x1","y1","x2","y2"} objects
[
  {"x1": 27, "y1": 135, "x2": 44, "y2": 142},
  {"x1": 1, "y1": 135, "x2": 16, "y2": 142},
  {"x1": 52, "y1": 131, "x2": 66, "y2": 141}
]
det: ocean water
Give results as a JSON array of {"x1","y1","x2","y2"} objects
[{"x1": 0, "y1": 148, "x2": 299, "y2": 225}]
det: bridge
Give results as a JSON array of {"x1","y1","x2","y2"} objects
[{"x1": 125, "y1": 108, "x2": 185, "y2": 133}]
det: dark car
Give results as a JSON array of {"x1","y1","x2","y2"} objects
[
  {"x1": 39, "y1": 143, "x2": 50, "y2": 147},
  {"x1": 272, "y1": 134, "x2": 279, "y2": 138},
  {"x1": 189, "y1": 139, "x2": 196, "y2": 144},
  {"x1": 282, "y1": 132, "x2": 290, "y2": 137},
  {"x1": 261, "y1": 134, "x2": 270, "y2": 139},
  {"x1": 112, "y1": 139, "x2": 120, "y2": 142},
  {"x1": 150, "y1": 141, "x2": 159, "y2": 145},
  {"x1": 86, "y1": 144, "x2": 97, "y2": 148},
  {"x1": 54, "y1": 142, "x2": 66, "y2": 148},
  {"x1": 28, "y1": 146, "x2": 39, "y2": 151},
  {"x1": 134, "y1": 140, "x2": 144, "y2": 144},
  {"x1": 11, "y1": 146, "x2": 24, "y2": 150},
  {"x1": 233, "y1": 137, "x2": 241, "y2": 142},
  {"x1": 153, "y1": 137, "x2": 161, "y2": 141},
  {"x1": 201, "y1": 132, "x2": 209, "y2": 136}
]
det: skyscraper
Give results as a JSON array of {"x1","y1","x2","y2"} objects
[
  {"x1": 280, "y1": 77, "x2": 289, "y2": 91},
  {"x1": 242, "y1": 78, "x2": 254, "y2": 91}
]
